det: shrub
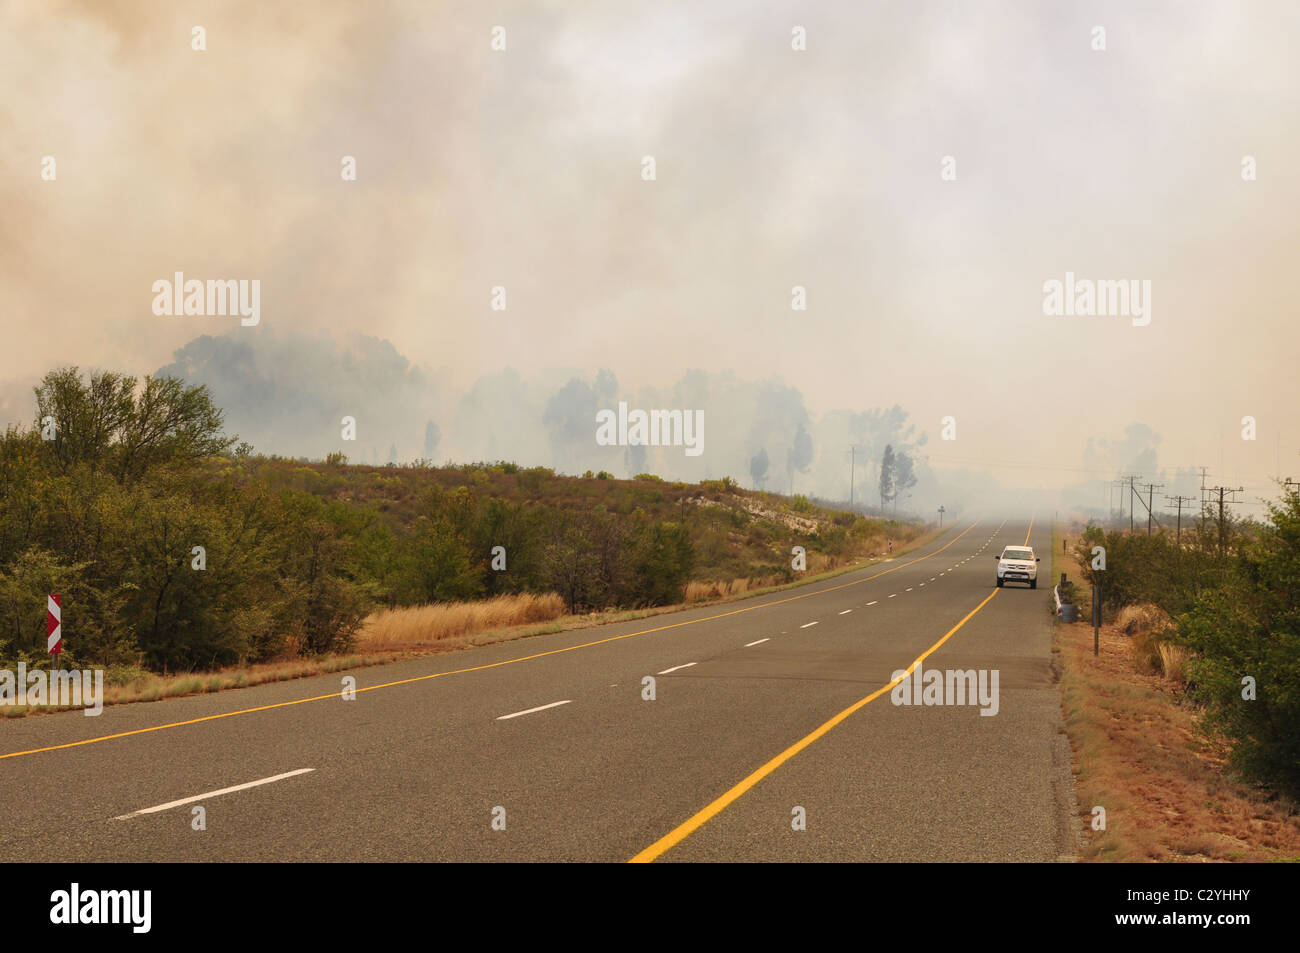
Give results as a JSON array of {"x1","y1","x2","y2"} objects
[{"x1": 1175, "y1": 489, "x2": 1300, "y2": 794}]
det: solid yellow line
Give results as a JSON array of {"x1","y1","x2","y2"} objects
[
  {"x1": 2, "y1": 521, "x2": 982, "y2": 761},
  {"x1": 628, "y1": 586, "x2": 1002, "y2": 863},
  {"x1": 1023, "y1": 513, "x2": 1035, "y2": 546}
]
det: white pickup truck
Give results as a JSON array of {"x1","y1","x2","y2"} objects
[{"x1": 994, "y1": 545, "x2": 1040, "y2": 589}]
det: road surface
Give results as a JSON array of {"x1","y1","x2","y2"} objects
[{"x1": 0, "y1": 517, "x2": 1077, "y2": 862}]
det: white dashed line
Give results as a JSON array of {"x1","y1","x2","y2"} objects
[
  {"x1": 866, "y1": 600, "x2": 878, "y2": 606},
  {"x1": 745, "y1": 638, "x2": 770, "y2": 647},
  {"x1": 115, "y1": 769, "x2": 315, "y2": 820},
  {"x1": 800, "y1": 621, "x2": 819, "y2": 629},
  {"x1": 839, "y1": 609, "x2": 852, "y2": 615},
  {"x1": 906, "y1": 588, "x2": 913, "y2": 592},
  {"x1": 889, "y1": 594, "x2": 897, "y2": 598},
  {"x1": 497, "y1": 700, "x2": 572, "y2": 720},
  {"x1": 657, "y1": 662, "x2": 697, "y2": 675}
]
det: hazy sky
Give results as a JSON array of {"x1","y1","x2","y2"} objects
[{"x1": 4, "y1": 0, "x2": 1298, "y2": 513}]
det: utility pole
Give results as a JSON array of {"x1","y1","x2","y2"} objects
[
  {"x1": 1164, "y1": 494, "x2": 1196, "y2": 546},
  {"x1": 1120, "y1": 475, "x2": 1141, "y2": 532},
  {"x1": 844, "y1": 445, "x2": 863, "y2": 510},
  {"x1": 1137, "y1": 481, "x2": 1164, "y2": 535},
  {"x1": 1205, "y1": 485, "x2": 1244, "y2": 552},
  {"x1": 1110, "y1": 477, "x2": 1128, "y2": 527},
  {"x1": 1198, "y1": 466, "x2": 1209, "y2": 532}
]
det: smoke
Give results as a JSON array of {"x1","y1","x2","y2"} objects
[
  {"x1": 3, "y1": 2, "x2": 1297, "y2": 519},
  {"x1": 155, "y1": 331, "x2": 441, "y2": 462},
  {"x1": 141, "y1": 330, "x2": 952, "y2": 508}
]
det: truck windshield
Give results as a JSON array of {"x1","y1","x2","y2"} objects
[{"x1": 1003, "y1": 549, "x2": 1033, "y2": 560}]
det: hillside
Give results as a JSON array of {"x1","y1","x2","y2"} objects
[{"x1": 244, "y1": 455, "x2": 921, "y2": 610}]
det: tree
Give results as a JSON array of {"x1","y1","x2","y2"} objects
[
  {"x1": 1177, "y1": 488, "x2": 1300, "y2": 793},
  {"x1": 749, "y1": 447, "x2": 769, "y2": 489},
  {"x1": 542, "y1": 511, "x2": 604, "y2": 612},
  {"x1": 116, "y1": 375, "x2": 234, "y2": 482},
  {"x1": 879, "y1": 444, "x2": 896, "y2": 509},
  {"x1": 894, "y1": 450, "x2": 917, "y2": 514},
  {"x1": 786, "y1": 423, "x2": 813, "y2": 493},
  {"x1": 34, "y1": 368, "x2": 134, "y2": 475},
  {"x1": 630, "y1": 521, "x2": 695, "y2": 606},
  {"x1": 34, "y1": 368, "x2": 235, "y2": 483}
]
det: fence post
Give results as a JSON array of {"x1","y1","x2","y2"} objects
[{"x1": 1092, "y1": 584, "x2": 1101, "y2": 656}]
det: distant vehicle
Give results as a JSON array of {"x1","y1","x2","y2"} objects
[{"x1": 995, "y1": 545, "x2": 1040, "y2": 588}]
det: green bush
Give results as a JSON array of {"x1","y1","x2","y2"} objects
[
  {"x1": 1175, "y1": 490, "x2": 1300, "y2": 794},
  {"x1": 1073, "y1": 525, "x2": 1229, "y2": 618}
]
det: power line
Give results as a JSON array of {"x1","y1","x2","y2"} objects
[
  {"x1": 844, "y1": 445, "x2": 865, "y2": 510},
  {"x1": 1203, "y1": 485, "x2": 1244, "y2": 552},
  {"x1": 1164, "y1": 494, "x2": 1196, "y2": 545},
  {"x1": 1121, "y1": 475, "x2": 1143, "y2": 533},
  {"x1": 1137, "y1": 481, "x2": 1164, "y2": 535},
  {"x1": 1110, "y1": 477, "x2": 1129, "y2": 525}
]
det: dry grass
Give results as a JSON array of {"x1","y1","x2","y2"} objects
[
  {"x1": 0, "y1": 653, "x2": 391, "y2": 718},
  {"x1": 683, "y1": 533, "x2": 916, "y2": 604},
  {"x1": 1116, "y1": 602, "x2": 1173, "y2": 636},
  {"x1": 356, "y1": 592, "x2": 566, "y2": 647},
  {"x1": 685, "y1": 572, "x2": 804, "y2": 602},
  {"x1": 1157, "y1": 642, "x2": 1189, "y2": 686},
  {"x1": 1055, "y1": 538, "x2": 1300, "y2": 862},
  {"x1": 1114, "y1": 602, "x2": 1185, "y2": 682},
  {"x1": 685, "y1": 578, "x2": 753, "y2": 602}
]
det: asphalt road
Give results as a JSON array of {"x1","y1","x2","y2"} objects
[{"x1": 0, "y1": 516, "x2": 1077, "y2": 862}]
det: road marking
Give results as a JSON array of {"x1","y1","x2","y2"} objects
[
  {"x1": 906, "y1": 587, "x2": 913, "y2": 592},
  {"x1": 919, "y1": 583, "x2": 925, "y2": 587},
  {"x1": 1023, "y1": 514, "x2": 1035, "y2": 545},
  {"x1": 838, "y1": 609, "x2": 852, "y2": 615},
  {"x1": 744, "y1": 638, "x2": 769, "y2": 647},
  {"x1": 657, "y1": 663, "x2": 696, "y2": 675},
  {"x1": 866, "y1": 601, "x2": 878, "y2": 606},
  {"x1": 497, "y1": 699, "x2": 572, "y2": 720},
  {"x1": 629, "y1": 586, "x2": 1003, "y2": 863},
  {"x1": 115, "y1": 768, "x2": 315, "y2": 820},
  {"x1": 888, "y1": 593, "x2": 896, "y2": 598},
  {"x1": 1, "y1": 522, "x2": 985, "y2": 762},
  {"x1": 800, "y1": 621, "x2": 819, "y2": 629}
]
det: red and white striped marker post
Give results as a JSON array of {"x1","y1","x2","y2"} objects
[{"x1": 48, "y1": 593, "x2": 62, "y2": 667}]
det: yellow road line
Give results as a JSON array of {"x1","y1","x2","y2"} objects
[
  {"x1": 1024, "y1": 513, "x2": 1035, "y2": 546},
  {"x1": 629, "y1": 585, "x2": 1002, "y2": 863},
  {"x1": 2, "y1": 521, "x2": 982, "y2": 761}
]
